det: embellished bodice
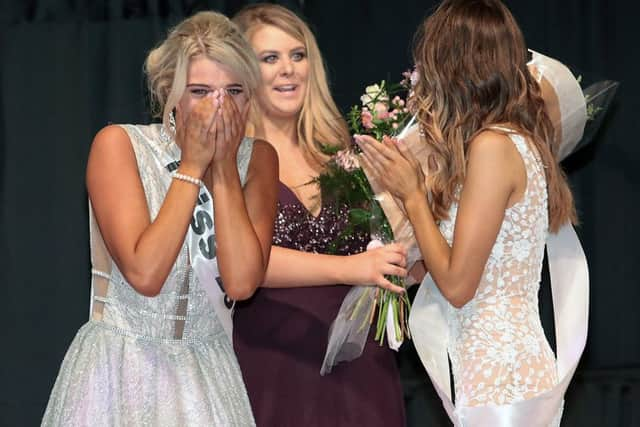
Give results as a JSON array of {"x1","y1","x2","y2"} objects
[
  {"x1": 440, "y1": 131, "x2": 558, "y2": 406},
  {"x1": 233, "y1": 182, "x2": 371, "y2": 351},
  {"x1": 89, "y1": 124, "x2": 253, "y2": 342},
  {"x1": 273, "y1": 183, "x2": 369, "y2": 256}
]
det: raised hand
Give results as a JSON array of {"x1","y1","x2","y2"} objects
[
  {"x1": 355, "y1": 134, "x2": 427, "y2": 204},
  {"x1": 211, "y1": 92, "x2": 250, "y2": 169},
  {"x1": 175, "y1": 90, "x2": 221, "y2": 177}
]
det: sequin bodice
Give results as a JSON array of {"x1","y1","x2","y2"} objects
[
  {"x1": 441, "y1": 132, "x2": 558, "y2": 407},
  {"x1": 233, "y1": 182, "x2": 370, "y2": 350},
  {"x1": 273, "y1": 183, "x2": 369, "y2": 256}
]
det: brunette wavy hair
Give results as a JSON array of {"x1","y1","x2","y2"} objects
[{"x1": 413, "y1": 0, "x2": 576, "y2": 231}]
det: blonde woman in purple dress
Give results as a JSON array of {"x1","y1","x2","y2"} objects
[{"x1": 232, "y1": 4, "x2": 406, "y2": 426}]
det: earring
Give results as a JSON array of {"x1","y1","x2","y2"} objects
[{"x1": 159, "y1": 109, "x2": 176, "y2": 144}]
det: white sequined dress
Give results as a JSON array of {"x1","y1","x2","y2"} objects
[{"x1": 42, "y1": 124, "x2": 256, "y2": 426}]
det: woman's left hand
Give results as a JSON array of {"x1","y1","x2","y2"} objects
[
  {"x1": 355, "y1": 134, "x2": 427, "y2": 203},
  {"x1": 211, "y1": 93, "x2": 249, "y2": 169}
]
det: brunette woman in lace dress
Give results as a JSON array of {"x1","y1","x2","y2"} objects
[{"x1": 358, "y1": 1, "x2": 577, "y2": 425}]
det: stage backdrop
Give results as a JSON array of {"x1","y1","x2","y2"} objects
[{"x1": 1, "y1": 1, "x2": 639, "y2": 425}]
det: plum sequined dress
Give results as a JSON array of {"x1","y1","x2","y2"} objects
[
  {"x1": 42, "y1": 124, "x2": 255, "y2": 426},
  {"x1": 233, "y1": 183, "x2": 405, "y2": 427}
]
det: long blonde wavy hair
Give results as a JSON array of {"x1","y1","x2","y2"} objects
[
  {"x1": 233, "y1": 4, "x2": 350, "y2": 169},
  {"x1": 145, "y1": 11, "x2": 261, "y2": 132},
  {"x1": 413, "y1": 0, "x2": 576, "y2": 232}
]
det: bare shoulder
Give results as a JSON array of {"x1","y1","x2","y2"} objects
[
  {"x1": 250, "y1": 138, "x2": 279, "y2": 170},
  {"x1": 469, "y1": 129, "x2": 514, "y2": 151},
  {"x1": 244, "y1": 139, "x2": 278, "y2": 205},
  {"x1": 467, "y1": 129, "x2": 520, "y2": 166},
  {"x1": 465, "y1": 129, "x2": 525, "y2": 197},
  {"x1": 87, "y1": 125, "x2": 138, "y2": 186},
  {"x1": 89, "y1": 124, "x2": 134, "y2": 163},
  {"x1": 92, "y1": 124, "x2": 131, "y2": 148}
]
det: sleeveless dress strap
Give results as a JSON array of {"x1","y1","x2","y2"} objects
[{"x1": 486, "y1": 125, "x2": 515, "y2": 133}]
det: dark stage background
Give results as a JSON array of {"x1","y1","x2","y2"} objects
[{"x1": 1, "y1": 1, "x2": 639, "y2": 425}]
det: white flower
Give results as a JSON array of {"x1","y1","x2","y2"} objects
[
  {"x1": 360, "y1": 83, "x2": 389, "y2": 109},
  {"x1": 410, "y1": 69, "x2": 420, "y2": 87}
]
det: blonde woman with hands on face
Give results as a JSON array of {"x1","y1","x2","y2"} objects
[{"x1": 42, "y1": 11, "x2": 277, "y2": 426}]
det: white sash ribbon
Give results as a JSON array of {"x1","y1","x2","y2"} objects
[
  {"x1": 163, "y1": 155, "x2": 234, "y2": 342},
  {"x1": 186, "y1": 182, "x2": 235, "y2": 341},
  {"x1": 409, "y1": 224, "x2": 589, "y2": 426}
]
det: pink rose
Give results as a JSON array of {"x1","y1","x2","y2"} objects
[
  {"x1": 361, "y1": 110, "x2": 374, "y2": 129},
  {"x1": 335, "y1": 149, "x2": 360, "y2": 172},
  {"x1": 374, "y1": 102, "x2": 389, "y2": 120}
]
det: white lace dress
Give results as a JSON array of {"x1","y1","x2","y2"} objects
[{"x1": 440, "y1": 131, "x2": 562, "y2": 423}]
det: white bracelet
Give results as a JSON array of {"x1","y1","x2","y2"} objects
[{"x1": 172, "y1": 172, "x2": 203, "y2": 187}]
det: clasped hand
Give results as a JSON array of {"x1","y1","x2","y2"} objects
[
  {"x1": 355, "y1": 134, "x2": 427, "y2": 204},
  {"x1": 176, "y1": 90, "x2": 249, "y2": 178}
]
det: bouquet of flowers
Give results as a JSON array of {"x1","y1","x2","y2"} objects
[
  {"x1": 320, "y1": 54, "x2": 617, "y2": 376},
  {"x1": 319, "y1": 74, "x2": 416, "y2": 375}
]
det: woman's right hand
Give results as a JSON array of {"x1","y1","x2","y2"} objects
[
  {"x1": 175, "y1": 91, "x2": 221, "y2": 177},
  {"x1": 345, "y1": 242, "x2": 408, "y2": 293}
]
